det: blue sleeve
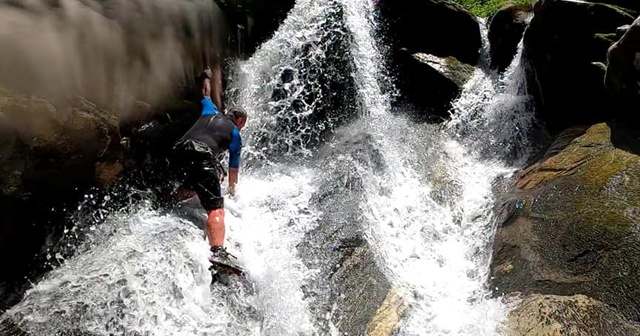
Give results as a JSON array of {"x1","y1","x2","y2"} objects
[
  {"x1": 229, "y1": 127, "x2": 242, "y2": 169},
  {"x1": 201, "y1": 97, "x2": 218, "y2": 116}
]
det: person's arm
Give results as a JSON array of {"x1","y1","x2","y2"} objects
[
  {"x1": 200, "y1": 66, "x2": 219, "y2": 116},
  {"x1": 202, "y1": 77, "x2": 212, "y2": 98},
  {"x1": 211, "y1": 62, "x2": 223, "y2": 111},
  {"x1": 203, "y1": 67, "x2": 212, "y2": 98},
  {"x1": 227, "y1": 127, "x2": 242, "y2": 196}
]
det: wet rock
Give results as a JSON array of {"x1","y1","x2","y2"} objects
[
  {"x1": 503, "y1": 294, "x2": 640, "y2": 335},
  {"x1": 0, "y1": 0, "x2": 229, "y2": 116},
  {"x1": 491, "y1": 123, "x2": 640, "y2": 321},
  {"x1": 523, "y1": 0, "x2": 637, "y2": 133},
  {"x1": 0, "y1": 318, "x2": 99, "y2": 336},
  {"x1": 376, "y1": 0, "x2": 482, "y2": 65},
  {"x1": 488, "y1": 4, "x2": 533, "y2": 71},
  {"x1": 605, "y1": 16, "x2": 640, "y2": 123},
  {"x1": 616, "y1": 23, "x2": 631, "y2": 36},
  {"x1": 214, "y1": 0, "x2": 296, "y2": 56},
  {"x1": 584, "y1": 0, "x2": 640, "y2": 11},
  {"x1": 390, "y1": 49, "x2": 475, "y2": 122},
  {"x1": 365, "y1": 289, "x2": 406, "y2": 336},
  {"x1": 413, "y1": 53, "x2": 476, "y2": 88},
  {"x1": 0, "y1": 90, "x2": 122, "y2": 310},
  {"x1": 298, "y1": 128, "x2": 404, "y2": 336}
]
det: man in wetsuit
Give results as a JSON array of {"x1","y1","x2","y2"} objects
[{"x1": 172, "y1": 64, "x2": 247, "y2": 265}]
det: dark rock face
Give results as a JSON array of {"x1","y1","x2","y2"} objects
[
  {"x1": 375, "y1": 0, "x2": 480, "y2": 121},
  {"x1": 504, "y1": 294, "x2": 640, "y2": 335},
  {"x1": 488, "y1": 4, "x2": 533, "y2": 72},
  {"x1": 491, "y1": 123, "x2": 640, "y2": 321},
  {"x1": 605, "y1": 16, "x2": 640, "y2": 122},
  {"x1": 585, "y1": 0, "x2": 640, "y2": 11},
  {"x1": 390, "y1": 50, "x2": 473, "y2": 122},
  {"x1": 214, "y1": 0, "x2": 296, "y2": 56},
  {"x1": 376, "y1": 0, "x2": 481, "y2": 65},
  {"x1": 523, "y1": 0, "x2": 636, "y2": 133},
  {"x1": 0, "y1": 91, "x2": 122, "y2": 311}
]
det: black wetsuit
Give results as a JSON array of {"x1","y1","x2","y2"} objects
[{"x1": 171, "y1": 98, "x2": 241, "y2": 210}]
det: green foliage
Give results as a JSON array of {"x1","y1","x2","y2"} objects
[{"x1": 450, "y1": 0, "x2": 537, "y2": 17}]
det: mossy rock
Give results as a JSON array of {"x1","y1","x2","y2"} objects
[
  {"x1": 502, "y1": 294, "x2": 640, "y2": 335},
  {"x1": 413, "y1": 53, "x2": 476, "y2": 88},
  {"x1": 491, "y1": 123, "x2": 640, "y2": 321}
]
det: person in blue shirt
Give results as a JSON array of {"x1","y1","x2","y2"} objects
[{"x1": 171, "y1": 64, "x2": 247, "y2": 265}]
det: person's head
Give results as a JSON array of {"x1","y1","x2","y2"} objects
[{"x1": 227, "y1": 106, "x2": 247, "y2": 131}]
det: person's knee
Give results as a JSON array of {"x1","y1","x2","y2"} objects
[{"x1": 203, "y1": 196, "x2": 224, "y2": 210}]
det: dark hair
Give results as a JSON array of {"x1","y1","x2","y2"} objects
[{"x1": 227, "y1": 106, "x2": 247, "y2": 121}]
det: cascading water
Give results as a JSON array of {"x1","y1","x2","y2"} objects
[
  {"x1": 337, "y1": 5, "x2": 535, "y2": 335},
  {"x1": 2, "y1": 1, "x2": 536, "y2": 335},
  {"x1": 228, "y1": 0, "x2": 358, "y2": 164}
]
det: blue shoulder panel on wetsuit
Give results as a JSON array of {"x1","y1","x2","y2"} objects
[
  {"x1": 229, "y1": 126, "x2": 242, "y2": 168},
  {"x1": 201, "y1": 97, "x2": 218, "y2": 116}
]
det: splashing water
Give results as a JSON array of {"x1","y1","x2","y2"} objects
[
  {"x1": 4, "y1": 204, "x2": 258, "y2": 336},
  {"x1": 3, "y1": 167, "x2": 322, "y2": 335},
  {"x1": 446, "y1": 36, "x2": 536, "y2": 165},
  {"x1": 226, "y1": 167, "x2": 321, "y2": 335},
  {"x1": 229, "y1": 0, "x2": 357, "y2": 164}
]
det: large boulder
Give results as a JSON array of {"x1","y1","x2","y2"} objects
[
  {"x1": 0, "y1": 91, "x2": 122, "y2": 311},
  {"x1": 488, "y1": 4, "x2": 534, "y2": 72},
  {"x1": 523, "y1": 0, "x2": 637, "y2": 133},
  {"x1": 0, "y1": 0, "x2": 230, "y2": 116},
  {"x1": 490, "y1": 123, "x2": 640, "y2": 321},
  {"x1": 376, "y1": 0, "x2": 482, "y2": 65},
  {"x1": 390, "y1": 49, "x2": 475, "y2": 121},
  {"x1": 605, "y1": 15, "x2": 640, "y2": 122},
  {"x1": 503, "y1": 294, "x2": 640, "y2": 335}
]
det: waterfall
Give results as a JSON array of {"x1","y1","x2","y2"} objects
[
  {"x1": 337, "y1": 4, "x2": 535, "y2": 335},
  {"x1": 1, "y1": 0, "x2": 535, "y2": 335}
]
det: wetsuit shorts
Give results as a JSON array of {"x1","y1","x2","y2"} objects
[{"x1": 171, "y1": 139, "x2": 223, "y2": 211}]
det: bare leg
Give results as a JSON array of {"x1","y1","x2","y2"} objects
[{"x1": 206, "y1": 208, "x2": 225, "y2": 247}]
